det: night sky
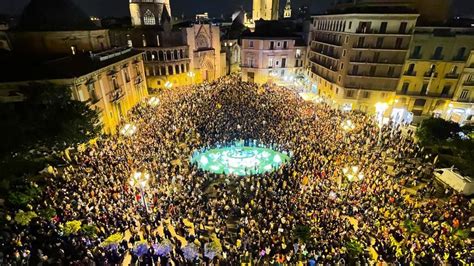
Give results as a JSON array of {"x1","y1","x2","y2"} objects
[{"x1": 0, "y1": 0, "x2": 473, "y2": 18}]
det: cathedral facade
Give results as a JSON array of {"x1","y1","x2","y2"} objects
[
  {"x1": 129, "y1": 0, "x2": 171, "y2": 27},
  {"x1": 109, "y1": 0, "x2": 223, "y2": 91}
]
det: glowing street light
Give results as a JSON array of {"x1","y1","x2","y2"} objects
[
  {"x1": 130, "y1": 171, "x2": 150, "y2": 211},
  {"x1": 341, "y1": 119, "x2": 355, "y2": 142},
  {"x1": 148, "y1": 97, "x2": 160, "y2": 107},
  {"x1": 187, "y1": 71, "x2": 196, "y2": 85},
  {"x1": 120, "y1": 123, "x2": 137, "y2": 137},
  {"x1": 165, "y1": 81, "x2": 173, "y2": 89},
  {"x1": 342, "y1": 166, "x2": 364, "y2": 183}
]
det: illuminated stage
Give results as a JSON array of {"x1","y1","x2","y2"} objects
[{"x1": 191, "y1": 143, "x2": 291, "y2": 176}]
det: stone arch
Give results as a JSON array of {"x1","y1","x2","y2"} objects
[{"x1": 158, "y1": 50, "x2": 164, "y2": 61}]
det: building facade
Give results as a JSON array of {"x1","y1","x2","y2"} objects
[
  {"x1": 253, "y1": 0, "x2": 279, "y2": 21},
  {"x1": 0, "y1": 48, "x2": 148, "y2": 134},
  {"x1": 443, "y1": 51, "x2": 474, "y2": 124},
  {"x1": 308, "y1": 13, "x2": 418, "y2": 114},
  {"x1": 395, "y1": 27, "x2": 474, "y2": 123},
  {"x1": 130, "y1": 0, "x2": 171, "y2": 27},
  {"x1": 241, "y1": 36, "x2": 306, "y2": 84},
  {"x1": 109, "y1": 1, "x2": 223, "y2": 91},
  {"x1": 283, "y1": 0, "x2": 292, "y2": 19}
]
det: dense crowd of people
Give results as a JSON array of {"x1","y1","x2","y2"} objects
[{"x1": 1, "y1": 75, "x2": 472, "y2": 265}]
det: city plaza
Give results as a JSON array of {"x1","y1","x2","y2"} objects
[{"x1": 2, "y1": 75, "x2": 471, "y2": 265}]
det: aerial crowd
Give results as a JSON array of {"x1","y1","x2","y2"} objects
[{"x1": 1, "y1": 75, "x2": 471, "y2": 265}]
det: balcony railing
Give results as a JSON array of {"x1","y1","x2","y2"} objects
[
  {"x1": 409, "y1": 53, "x2": 422, "y2": 59},
  {"x1": 445, "y1": 73, "x2": 459, "y2": 79},
  {"x1": 240, "y1": 64, "x2": 257, "y2": 68},
  {"x1": 352, "y1": 44, "x2": 406, "y2": 50},
  {"x1": 430, "y1": 55, "x2": 444, "y2": 60},
  {"x1": 351, "y1": 58, "x2": 404, "y2": 65},
  {"x1": 312, "y1": 38, "x2": 342, "y2": 47},
  {"x1": 309, "y1": 58, "x2": 338, "y2": 72},
  {"x1": 404, "y1": 71, "x2": 417, "y2": 76},
  {"x1": 452, "y1": 56, "x2": 467, "y2": 62},
  {"x1": 424, "y1": 71, "x2": 438, "y2": 78},
  {"x1": 108, "y1": 86, "x2": 125, "y2": 102},
  {"x1": 398, "y1": 91, "x2": 454, "y2": 98},
  {"x1": 347, "y1": 72, "x2": 399, "y2": 79},
  {"x1": 463, "y1": 80, "x2": 474, "y2": 86}
]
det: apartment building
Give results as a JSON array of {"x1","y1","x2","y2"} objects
[
  {"x1": 241, "y1": 35, "x2": 306, "y2": 84},
  {"x1": 395, "y1": 27, "x2": 474, "y2": 123},
  {"x1": 308, "y1": 12, "x2": 418, "y2": 113},
  {"x1": 448, "y1": 50, "x2": 474, "y2": 124}
]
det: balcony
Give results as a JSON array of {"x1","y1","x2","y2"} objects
[
  {"x1": 135, "y1": 76, "x2": 144, "y2": 85},
  {"x1": 311, "y1": 49, "x2": 340, "y2": 60},
  {"x1": 347, "y1": 72, "x2": 399, "y2": 79},
  {"x1": 430, "y1": 55, "x2": 444, "y2": 60},
  {"x1": 398, "y1": 91, "x2": 454, "y2": 98},
  {"x1": 423, "y1": 71, "x2": 438, "y2": 78},
  {"x1": 463, "y1": 80, "x2": 474, "y2": 86},
  {"x1": 404, "y1": 71, "x2": 417, "y2": 76},
  {"x1": 352, "y1": 44, "x2": 406, "y2": 51},
  {"x1": 409, "y1": 53, "x2": 422, "y2": 59},
  {"x1": 108, "y1": 86, "x2": 125, "y2": 102},
  {"x1": 351, "y1": 57, "x2": 404, "y2": 65},
  {"x1": 445, "y1": 73, "x2": 459, "y2": 79},
  {"x1": 452, "y1": 56, "x2": 467, "y2": 62},
  {"x1": 312, "y1": 38, "x2": 342, "y2": 47},
  {"x1": 309, "y1": 58, "x2": 338, "y2": 72}
]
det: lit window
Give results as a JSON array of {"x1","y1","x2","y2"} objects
[{"x1": 143, "y1": 10, "x2": 156, "y2": 25}]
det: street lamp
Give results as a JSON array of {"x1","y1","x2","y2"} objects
[
  {"x1": 375, "y1": 102, "x2": 388, "y2": 146},
  {"x1": 342, "y1": 165, "x2": 364, "y2": 198},
  {"x1": 187, "y1": 71, "x2": 196, "y2": 85},
  {"x1": 120, "y1": 123, "x2": 137, "y2": 137},
  {"x1": 130, "y1": 171, "x2": 150, "y2": 212},
  {"x1": 165, "y1": 81, "x2": 173, "y2": 89},
  {"x1": 341, "y1": 119, "x2": 355, "y2": 142},
  {"x1": 148, "y1": 97, "x2": 160, "y2": 107}
]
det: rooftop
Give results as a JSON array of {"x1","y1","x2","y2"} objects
[
  {"x1": 0, "y1": 48, "x2": 143, "y2": 83},
  {"x1": 16, "y1": 0, "x2": 97, "y2": 31}
]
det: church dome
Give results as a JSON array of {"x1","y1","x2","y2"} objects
[{"x1": 17, "y1": 0, "x2": 97, "y2": 31}]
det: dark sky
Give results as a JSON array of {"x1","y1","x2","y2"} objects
[{"x1": 0, "y1": 0, "x2": 472, "y2": 18}]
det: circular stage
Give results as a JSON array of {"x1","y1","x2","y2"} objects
[{"x1": 191, "y1": 143, "x2": 290, "y2": 176}]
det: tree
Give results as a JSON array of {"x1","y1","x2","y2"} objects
[
  {"x1": 293, "y1": 224, "x2": 311, "y2": 243},
  {"x1": 416, "y1": 118, "x2": 461, "y2": 146},
  {"x1": 0, "y1": 82, "x2": 101, "y2": 156},
  {"x1": 345, "y1": 240, "x2": 364, "y2": 259}
]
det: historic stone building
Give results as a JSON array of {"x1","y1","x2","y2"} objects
[
  {"x1": 109, "y1": 0, "x2": 223, "y2": 91},
  {"x1": 253, "y1": 0, "x2": 280, "y2": 21},
  {"x1": 283, "y1": 0, "x2": 292, "y2": 19},
  {"x1": 129, "y1": 0, "x2": 171, "y2": 27}
]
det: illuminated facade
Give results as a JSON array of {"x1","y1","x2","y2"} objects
[
  {"x1": 395, "y1": 27, "x2": 474, "y2": 123},
  {"x1": 283, "y1": 0, "x2": 292, "y2": 19},
  {"x1": 253, "y1": 0, "x2": 279, "y2": 21},
  {"x1": 129, "y1": 0, "x2": 171, "y2": 26},
  {"x1": 0, "y1": 48, "x2": 148, "y2": 134},
  {"x1": 308, "y1": 13, "x2": 418, "y2": 114},
  {"x1": 449, "y1": 50, "x2": 474, "y2": 124},
  {"x1": 241, "y1": 36, "x2": 306, "y2": 85}
]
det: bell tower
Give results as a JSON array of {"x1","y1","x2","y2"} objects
[
  {"x1": 129, "y1": 0, "x2": 172, "y2": 27},
  {"x1": 283, "y1": 0, "x2": 292, "y2": 18}
]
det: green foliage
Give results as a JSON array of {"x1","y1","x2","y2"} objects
[
  {"x1": 416, "y1": 118, "x2": 461, "y2": 146},
  {"x1": 14, "y1": 210, "x2": 38, "y2": 226},
  {"x1": 345, "y1": 240, "x2": 364, "y2": 258},
  {"x1": 39, "y1": 207, "x2": 56, "y2": 219},
  {"x1": 62, "y1": 220, "x2": 82, "y2": 236},
  {"x1": 0, "y1": 82, "x2": 100, "y2": 156},
  {"x1": 81, "y1": 224, "x2": 99, "y2": 238},
  {"x1": 7, "y1": 184, "x2": 41, "y2": 207},
  {"x1": 454, "y1": 229, "x2": 470, "y2": 240},
  {"x1": 403, "y1": 219, "x2": 421, "y2": 234},
  {"x1": 293, "y1": 224, "x2": 311, "y2": 243}
]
